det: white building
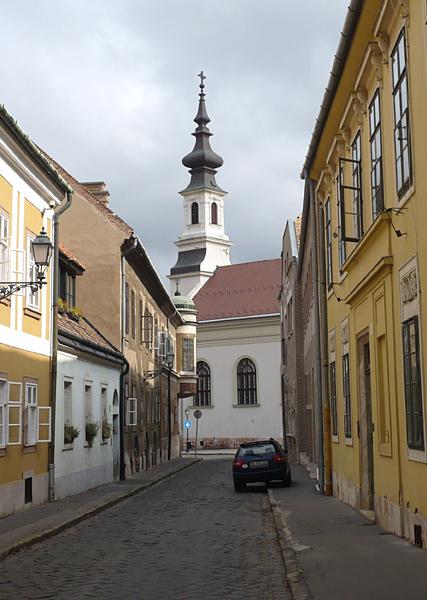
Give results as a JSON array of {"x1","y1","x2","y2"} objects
[
  {"x1": 54, "y1": 246, "x2": 125, "y2": 499},
  {"x1": 170, "y1": 76, "x2": 283, "y2": 448}
]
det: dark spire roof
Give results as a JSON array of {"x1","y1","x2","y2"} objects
[{"x1": 181, "y1": 72, "x2": 225, "y2": 194}]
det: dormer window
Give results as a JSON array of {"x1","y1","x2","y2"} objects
[
  {"x1": 59, "y1": 245, "x2": 84, "y2": 308},
  {"x1": 211, "y1": 202, "x2": 218, "y2": 224},
  {"x1": 191, "y1": 202, "x2": 199, "y2": 224}
]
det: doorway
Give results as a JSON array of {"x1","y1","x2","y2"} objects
[{"x1": 358, "y1": 333, "x2": 374, "y2": 512}]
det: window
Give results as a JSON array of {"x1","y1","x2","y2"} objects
[
  {"x1": 287, "y1": 297, "x2": 293, "y2": 334},
  {"x1": 25, "y1": 383, "x2": 38, "y2": 445},
  {"x1": 337, "y1": 174, "x2": 346, "y2": 267},
  {"x1": 191, "y1": 202, "x2": 199, "y2": 224},
  {"x1": 63, "y1": 380, "x2": 72, "y2": 441},
  {"x1": 402, "y1": 317, "x2": 424, "y2": 450},
  {"x1": 325, "y1": 199, "x2": 332, "y2": 288},
  {"x1": 59, "y1": 269, "x2": 76, "y2": 307},
  {"x1": 26, "y1": 235, "x2": 39, "y2": 309},
  {"x1": 0, "y1": 212, "x2": 9, "y2": 282},
  {"x1": 126, "y1": 397, "x2": 137, "y2": 426},
  {"x1": 153, "y1": 317, "x2": 159, "y2": 355},
  {"x1": 211, "y1": 202, "x2": 218, "y2": 224},
  {"x1": 351, "y1": 132, "x2": 363, "y2": 239},
  {"x1": 196, "y1": 361, "x2": 211, "y2": 406},
  {"x1": 84, "y1": 383, "x2": 92, "y2": 441},
  {"x1": 101, "y1": 386, "x2": 108, "y2": 422},
  {"x1": 139, "y1": 299, "x2": 143, "y2": 343},
  {"x1": 131, "y1": 289, "x2": 136, "y2": 339},
  {"x1": 330, "y1": 362, "x2": 337, "y2": 437},
  {"x1": 182, "y1": 338, "x2": 195, "y2": 372},
  {"x1": 0, "y1": 379, "x2": 7, "y2": 448},
  {"x1": 125, "y1": 283, "x2": 130, "y2": 336},
  {"x1": 392, "y1": 30, "x2": 412, "y2": 195},
  {"x1": 342, "y1": 354, "x2": 351, "y2": 438},
  {"x1": 369, "y1": 90, "x2": 384, "y2": 218},
  {"x1": 237, "y1": 358, "x2": 257, "y2": 406}
]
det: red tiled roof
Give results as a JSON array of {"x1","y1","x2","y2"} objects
[
  {"x1": 58, "y1": 311, "x2": 122, "y2": 358},
  {"x1": 194, "y1": 259, "x2": 281, "y2": 321},
  {"x1": 38, "y1": 147, "x2": 133, "y2": 237},
  {"x1": 59, "y1": 242, "x2": 85, "y2": 271}
]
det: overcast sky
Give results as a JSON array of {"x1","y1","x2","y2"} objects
[{"x1": 2, "y1": 1, "x2": 347, "y2": 286}]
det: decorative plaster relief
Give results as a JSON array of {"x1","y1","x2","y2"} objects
[
  {"x1": 329, "y1": 329, "x2": 336, "y2": 355},
  {"x1": 401, "y1": 269, "x2": 418, "y2": 304},
  {"x1": 376, "y1": 32, "x2": 390, "y2": 63},
  {"x1": 341, "y1": 319, "x2": 349, "y2": 346}
]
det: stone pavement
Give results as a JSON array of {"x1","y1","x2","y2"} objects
[
  {"x1": 271, "y1": 465, "x2": 427, "y2": 600},
  {"x1": 0, "y1": 459, "x2": 290, "y2": 600},
  {"x1": 0, "y1": 457, "x2": 198, "y2": 561}
]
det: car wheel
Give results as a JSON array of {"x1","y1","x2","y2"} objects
[
  {"x1": 233, "y1": 479, "x2": 246, "y2": 492},
  {"x1": 283, "y1": 470, "x2": 292, "y2": 487}
]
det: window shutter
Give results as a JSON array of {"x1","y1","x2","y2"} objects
[
  {"x1": 7, "y1": 382, "x2": 22, "y2": 445},
  {"x1": 38, "y1": 407, "x2": 51, "y2": 442}
]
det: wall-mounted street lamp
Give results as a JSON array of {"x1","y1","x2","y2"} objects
[{"x1": 0, "y1": 227, "x2": 53, "y2": 301}]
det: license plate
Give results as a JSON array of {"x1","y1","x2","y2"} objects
[{"x1": 249, "y1": 460, "x2": 268, "y2": 467}]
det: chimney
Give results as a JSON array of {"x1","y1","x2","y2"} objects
[{"x1": 81, "y1": 181, "x2": 110, "y2": 207}]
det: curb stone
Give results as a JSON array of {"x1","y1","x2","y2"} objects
[
  {"x1": 0, "y1": 459, "x2": 201, "y2": 562},
  {"x1": 267, "y1": 488, "x2": 313, "y2": 600}
]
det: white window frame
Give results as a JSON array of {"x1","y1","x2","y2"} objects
[
  {"x1": 0, "y1": 378, "x2": 8, "y2": 448},
  {"x1": 7, "y1": 382, "x2": 22, "y2": 445},
  {"x1": 38, "y1": 406, "x2": 51, "y2": 443},
  {"x1": 101, "y1": 384, "x2": 108, "y2": 422},
  {"x1": 26, "y1": 234, "x2": 39, "y2": 310},
  {"x1": 25, "y1": 383, "x2": 38, "y2": 446},
  {"x1": 0, "y1": 212, "x2": 10, "y2": 282},
  {"x1": 126, "y1": 397, "x2": 137, "y2": 426}
]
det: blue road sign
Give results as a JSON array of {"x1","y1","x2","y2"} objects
[{"x1": 184, "y1": 420, "x2": 192, "y2": 429}]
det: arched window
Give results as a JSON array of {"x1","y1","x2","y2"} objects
[
  {"x1": 211, "y1": 202, "x2": 218, "y2": 224},
  {"x1": 237, "y1": 358, "x2": 257, "y2": 405},
  {"x1": 191, "y1": 202, "x2": 199, "y2": 224},
  {"x1": 196, "y1": 361, "x2": 211, "y2": 406}
]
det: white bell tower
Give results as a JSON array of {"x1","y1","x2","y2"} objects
[{"x1": 169, "y1": 72, "x2": 232, "y2": 299}]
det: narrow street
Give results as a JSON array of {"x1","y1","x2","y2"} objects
[{"x1": 0, "y1": 459, "x2": 289, "y2": 600}]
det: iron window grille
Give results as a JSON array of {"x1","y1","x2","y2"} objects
[
  {"x1": 402, "y1": 316, "x2": 424, "y2": 450},
  {"x1": 338, "y1": 139, "x2": 363, "y2": 246},
  {"x1": 325, "y1": 198, "x2": 333, "y2": 288},
  {"x1": 342, "y1": 353, "x2": 352, "y2": 438},
  {"x1": 392, "y1": 30, "x2": 412, "y2": 196},
  {"x1": 196, "y1": 361, "x2": 211, "y2": 406},
  {"x1": 369, "y1": 90, "x2": 384, "y2": 219},
  {"x1": 330, "y1": 362, "x2": 338, "y2": 437},
  {"x1": 237, "y1": 358, "x2": 257, "y2": 405}
]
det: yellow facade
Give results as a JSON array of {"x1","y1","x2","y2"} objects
[
  {"x1": 311, "y1": 0, "x2": 427, "y2": 545},
  {"x1": 0, "y1": 111, "x2": 66, "y2": 516}
]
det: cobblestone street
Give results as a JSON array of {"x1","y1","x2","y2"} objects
[{"x1": 0, "y1": 459, "x2": 289, "y2": 600}]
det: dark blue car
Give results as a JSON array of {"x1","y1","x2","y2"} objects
[{"x1": 232, "y1": 439, "x2": 292, "y2": 492}]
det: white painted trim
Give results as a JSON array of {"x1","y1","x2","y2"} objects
[{"x1": 200, "y1": 312, "x2": 280, "y2": 324}]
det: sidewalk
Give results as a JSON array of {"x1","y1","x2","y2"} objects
[
  {"x1": 0, "y1": 457, "x2": 198, "y2": 561},
  {"x1": 270, "y1": 465, "x2": 427, "y2": 600}
]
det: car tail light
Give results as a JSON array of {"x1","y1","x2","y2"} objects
[
  {"x1": 233, "y1": 458, "x2": 245, "y2": 469},
  {"x1": 272, "y1": 453, "x2": 286, "y2": 463}
]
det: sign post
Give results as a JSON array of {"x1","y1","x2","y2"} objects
[{"x1": 193, "y1": 409, "x2": 202, "y2": 459}]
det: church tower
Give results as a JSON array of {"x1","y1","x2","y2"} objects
[{"x1": 169, "y1": 72, "x2": 232, "y2": 299}]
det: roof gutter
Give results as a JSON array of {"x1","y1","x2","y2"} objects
[{"x1": 301, "y1": 0, "x2": 363, "y2": 178}]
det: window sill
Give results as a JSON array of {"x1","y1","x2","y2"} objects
[
  {"x1": 23, "y1": 307, "x2": 42, "y2": 320},
  {"x1": 22, "y1": 444, "x2": 37, "y2": 453},
  {"x1": 62, "y1": 445, "x2": 74, "y2": 452},
  {"x1": 407, "y1": 447, "x2": 427, "y2": 463},
  {"x1": 0, "y1": 447, "x2": 7, "y2": 457},
  {"x1": 232, "y1": 404, "x2": 260, "y2": 408},
  {"x1": 397, "y1": 181, "x2": 415, "y2": 209},
  {"x1": 341, "y1": 212, "x2": 389, "y2": 272},
  {"x1": 188, "y1": 404, "x2": 214, "y2": 409},
  {"x1": 100, "y1": 441, "x2": 109, "y2": 446},
  {"x1": 0, "y1": 297, "x2": 11, "y2": 307},
  {"x1": 332, "y1": 435, "x2": 339, "y2": 444},
  {"x1": 344, "y1": 437, "x2": 353, "y2": 447}
]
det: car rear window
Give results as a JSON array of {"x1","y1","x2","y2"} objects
[{"x1": 238, "y1": 443, "x2": 276, "y2": 457}]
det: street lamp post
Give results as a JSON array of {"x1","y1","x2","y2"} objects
[
  {"x1": 0, "y1": 227, "x2": 53, "y2": 300},
  {"x1": 166, "y1": 348, "x2": 175, "y2": 461}
]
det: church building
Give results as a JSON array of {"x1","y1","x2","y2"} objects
[{"x1": 170, "y1": 74, "x2": 283, "y2": 449}]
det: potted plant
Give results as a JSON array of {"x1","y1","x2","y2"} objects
[
  {"x1": 58, "y1": 298, "x2": 68, "y2": 314},
  {"x1": 68, "y1": 306, "x2": 83, "y2": 322},
  {"x1": 85, "y1": 421, "x2": 99, "y2": 447},
  {"x1": 64, "y1": 421, "x2": 79, "y2": 444},
  {"x1": 102, "y1": 419, "x2": 112, "y2": 441}
]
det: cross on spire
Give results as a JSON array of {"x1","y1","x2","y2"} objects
[{"x1": 198, "y1": 70, "x2": 206, "y2": 92}]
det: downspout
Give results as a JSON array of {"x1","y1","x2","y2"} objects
[
  {"x1": 48, "y1": 189, "x2": 73, "y2": 502},
  {"x1": 307, "y1": 175, "x2": 325, "y2": 493},
  {"x1": 316, "y1": 185, "x2": 333, "y2": 495},
  {"x1": 120, "y1": 237, "x2": 137, "y2": 480}
]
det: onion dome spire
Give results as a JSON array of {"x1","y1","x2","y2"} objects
[{"x1": 181, "y1": 71, "x2": 225, "y2": 193}]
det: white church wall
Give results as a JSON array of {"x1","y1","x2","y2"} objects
[
  {"x1": 54, "y1": 349, "x2": 121, "y2": 500},
  {"x1": 184, "y1": 315, "x2": 283, "y2": 448}
]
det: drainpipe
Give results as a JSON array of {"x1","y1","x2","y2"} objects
[
  {"x1": 315, "y1": 185, "x2": 333, "y2": 495},
  {"x1": 48, "y1": 189, "x2": 73, "y2": 502},
  {"x1": 307, "y1": 175, "x2": 325, "y2": 493},
  {"x1": 120, "y1": 237, "x2": 137, "y2": 480}
]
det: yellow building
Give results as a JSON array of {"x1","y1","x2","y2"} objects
[
  {"x1": 0, "y1": 107, "x2": 70, "y2": 516},
  {"x1": 303, "y1": 0, "x2": 427, "y2": 546}
]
